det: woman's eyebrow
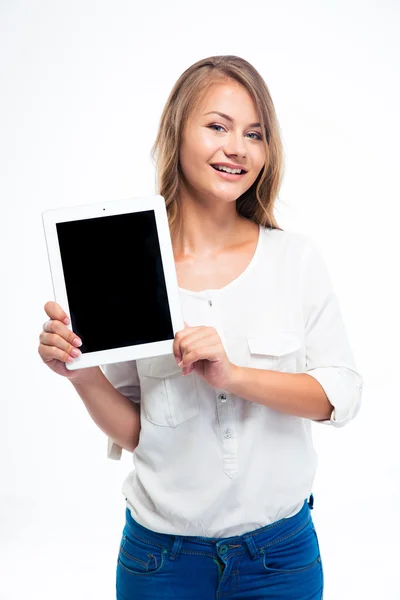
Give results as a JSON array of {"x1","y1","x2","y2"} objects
[{"x1": 204, "y1": 111, "x2": 261, "y2": 128}]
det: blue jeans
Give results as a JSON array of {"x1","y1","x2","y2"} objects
[{"x1": 116, "y1": 494, "x2": 323, "y2": 599}]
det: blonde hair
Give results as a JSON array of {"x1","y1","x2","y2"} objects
[{"x1": 151, "y1": 55, "x2": 284, "y2": 238}]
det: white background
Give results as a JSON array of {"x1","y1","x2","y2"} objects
[{"x1": 1, "y1": 1, "x2": 399, "y2": 598}]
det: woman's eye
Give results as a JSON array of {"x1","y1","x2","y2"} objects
[
  {"x1": 209, "y1": 124, "x2": 226, "y2": 132},
  {"x1": 247, "y1": 132, "x2": 262, "y2": 140}
]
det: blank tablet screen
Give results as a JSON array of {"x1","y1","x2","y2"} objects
[{"x1": 56, "y1": 210, "x2": 174, "y2": 354}]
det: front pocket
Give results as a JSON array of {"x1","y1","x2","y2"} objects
[
  {"x1": 118, "y1": 533, "x2": 167, "y2": 576},
  {"x1": 247, "y1": 331, "x2": 302, "y2": 373},
  {"x1": 262, "y1": 518, "x2": 321, "y2": 574},
  {"x1": 136, "y1": 353, "x2": 199, "y2": 427}
]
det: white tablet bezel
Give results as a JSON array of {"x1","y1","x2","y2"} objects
[{"x1": 42, "y1": 195, "x2": 184, "y2": 370}]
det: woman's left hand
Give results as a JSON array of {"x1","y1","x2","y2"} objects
[{"x1": 173, "y1": 322, "x2": 237, "y2": 390}]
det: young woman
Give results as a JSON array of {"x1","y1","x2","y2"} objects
[{"x1": 38, "y1": 55, "x2": 363, "y2": 599}]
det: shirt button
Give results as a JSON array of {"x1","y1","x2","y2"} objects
[
  {"x1": 224, "y1": 429, "x2": 232, "y2": 439},
  {"x1": 218, "y1": 393, "x2": 227, "y2": 402}
]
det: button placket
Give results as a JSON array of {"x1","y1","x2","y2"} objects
[
  {"x1": 216, "y1": 389, "x2": 237, "y2": 478},
  {"x1": 205, "y1": 294, "x2": 238, "y2": 479}
]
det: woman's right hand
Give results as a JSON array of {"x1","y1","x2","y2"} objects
[{"x1": 38, "y1": 301, "x2": 87, "y2": 380}]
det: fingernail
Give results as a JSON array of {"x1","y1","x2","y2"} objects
[
  {"x1": 178, "y1": 360, "x2": 183, "y2": 367},
  {"x1": 64, "y1": 317, "x2": 70, "y2": 325},
  {"x1": 73, "y1": 338, "x2": 82, "y2": 347},
  {"x1": 71, "y1": 348, "x2": 81, "y2": 357}
]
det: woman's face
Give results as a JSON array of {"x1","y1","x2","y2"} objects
[{"x1": 179, "y1": 80, "x2": 266, "y2": 206}]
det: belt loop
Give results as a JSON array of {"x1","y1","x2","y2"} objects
[
  {"x1": 243, "y1": 534, "x2": 259, "y2": 560},
  {"x1": 308, "y1": 493, "x2": 314, "y2": 510},
  {"x1": 170, "y1": 535, "x2": 183, "y2": 561}
]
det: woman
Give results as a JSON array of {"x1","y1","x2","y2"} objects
[{"x1": 38, "y1": 55, "x2": 363, "y2": 599}]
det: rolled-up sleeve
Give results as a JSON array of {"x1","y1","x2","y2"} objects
[
  {"x1": 100, "y1": 360, "x2": 141, "y2": 459},
  {"x1": 300, "y1": 238, "x2": 363, "y2": 427}
]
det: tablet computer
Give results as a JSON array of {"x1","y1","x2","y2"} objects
[{"x1": 42, "y1": 195, "x2": 184, "y2": 370}]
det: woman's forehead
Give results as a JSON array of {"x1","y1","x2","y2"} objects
[{"x1": 192, "y1": 81, "x2": 259, "y2": 123}]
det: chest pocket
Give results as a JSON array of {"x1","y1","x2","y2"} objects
[
  {"x1": 136, "y1": 353, "x2": 199, "y2": 427},
  {"x1": 246, "y1": 331, "x2": 303, "y2": 373}
]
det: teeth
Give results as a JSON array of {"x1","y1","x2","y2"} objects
[{"x1": 213, "y1": 165, "x2": 243, "y2": 174}]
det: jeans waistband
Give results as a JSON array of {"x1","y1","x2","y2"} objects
[{"x1": 123, "y1": 494, "x2": 315, "y2": 562}]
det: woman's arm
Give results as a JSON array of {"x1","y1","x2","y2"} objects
[
  {"x1": 70, "y1": 367, "x2": 141, "y2": 453},
  {"x1": 226, "y1": 368, "x2": 334, "y2": 420}
]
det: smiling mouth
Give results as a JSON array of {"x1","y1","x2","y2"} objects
[{"x1": 211, "y1": 164, "x2": 247, "y2": 175}]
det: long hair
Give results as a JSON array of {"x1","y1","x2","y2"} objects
[{"x1": 151, "y1": 55, "x2": 284, "y2": 238}]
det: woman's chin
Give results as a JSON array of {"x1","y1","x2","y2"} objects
[
  {"x1": 187, "y1": 182, "x2": 246, "y2": 204},
  {"x1": 207, "y1": 184, "x2": 246, "y2": 203}
]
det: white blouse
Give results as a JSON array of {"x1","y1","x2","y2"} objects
[{"x1": 101, "y1": 224, "x2": 363, "y2": 537}]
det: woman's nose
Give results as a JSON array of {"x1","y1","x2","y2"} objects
[{"x1": 223, "y1": 132, "x2": 246, "y2": 158}]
